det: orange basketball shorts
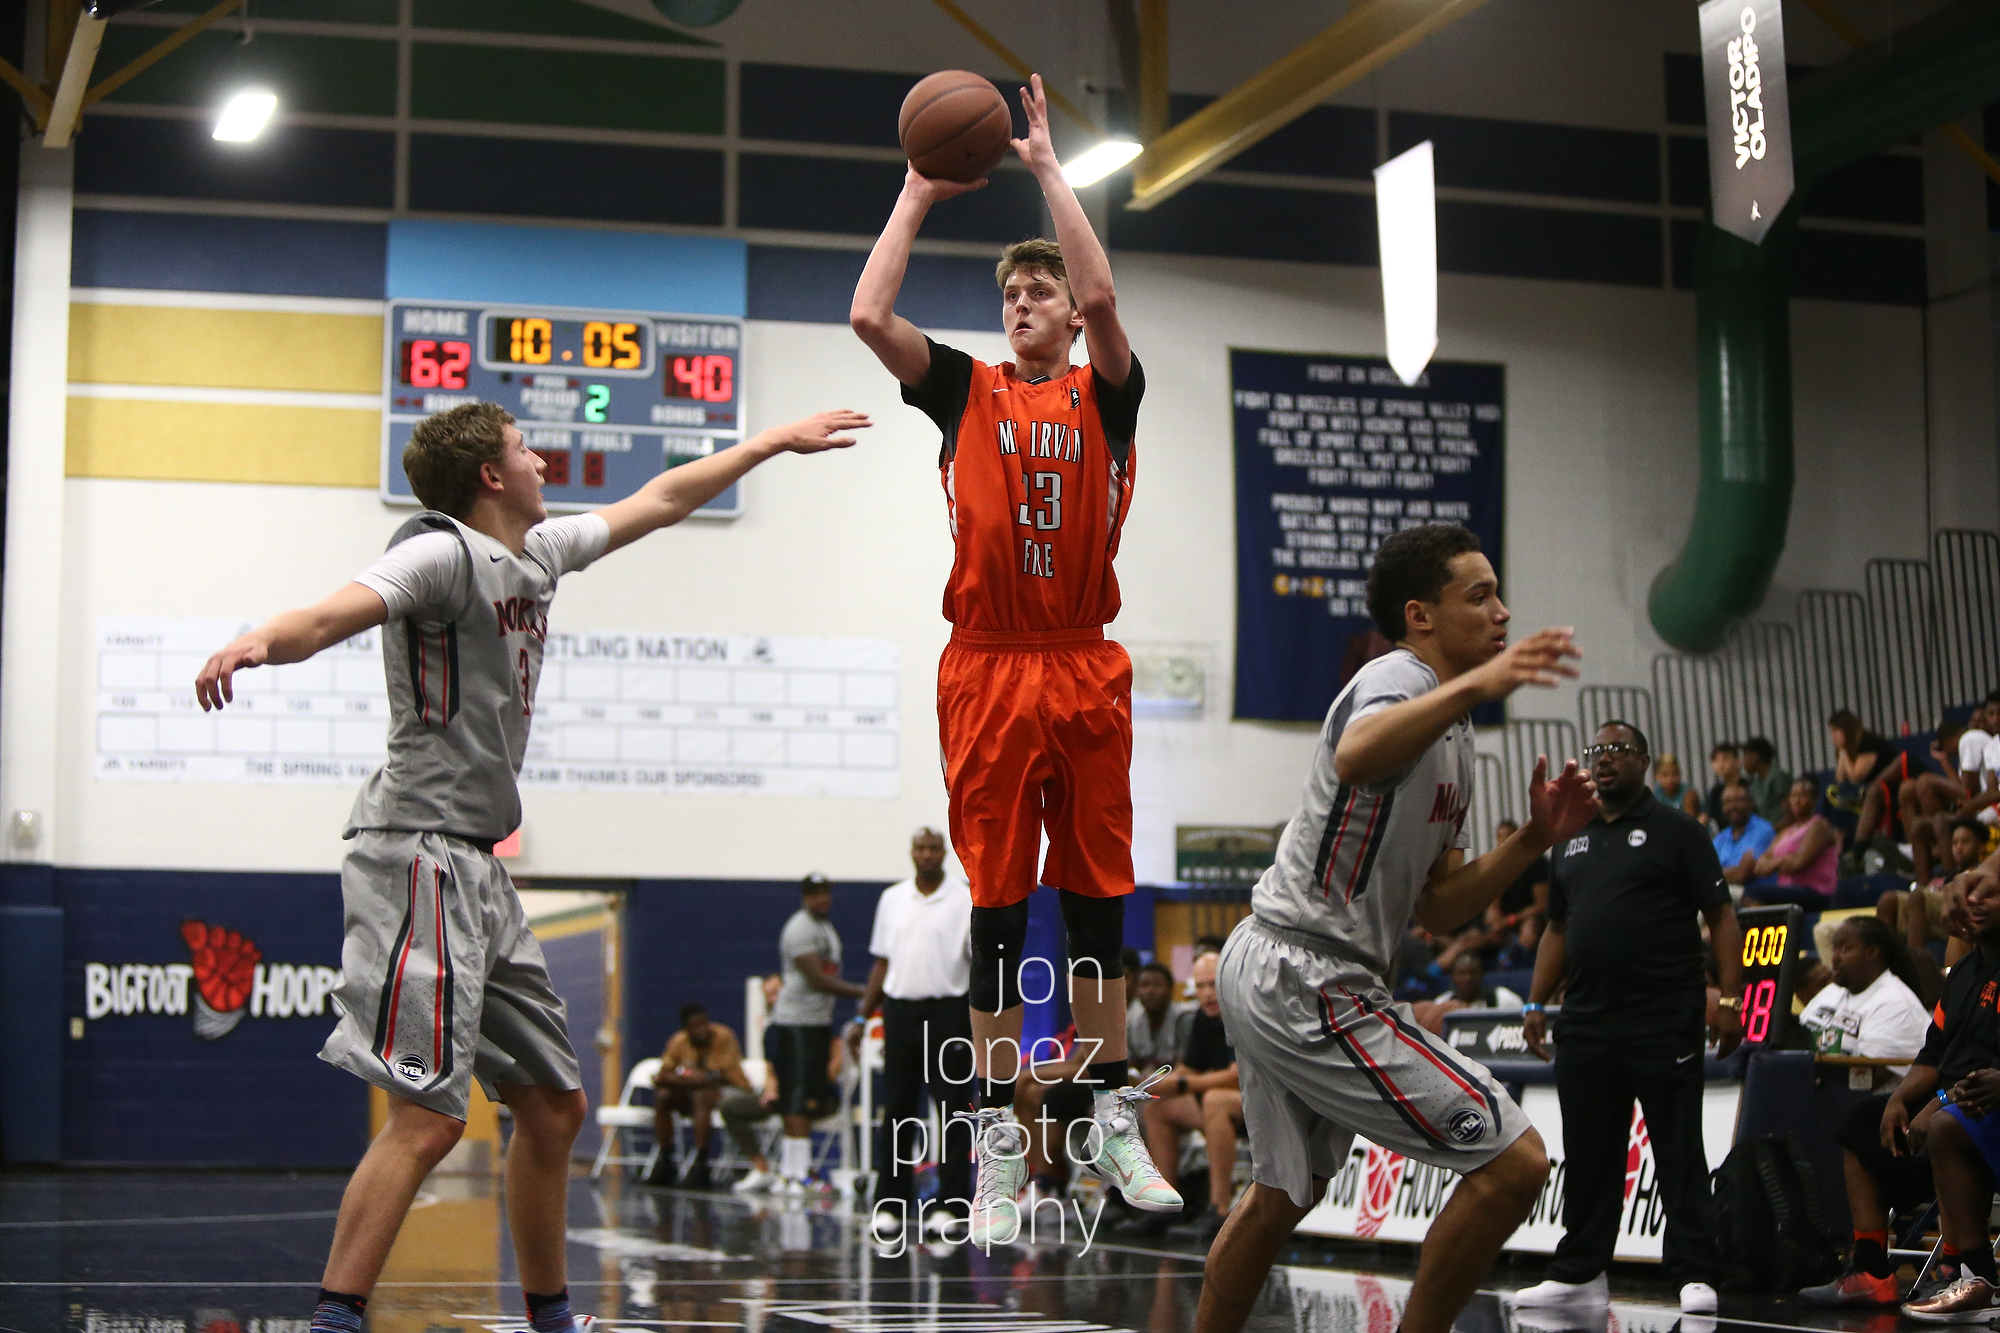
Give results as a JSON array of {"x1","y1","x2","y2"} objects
[{"x1": 938, "y1": 626, "x2": 1135, "y2": 910}]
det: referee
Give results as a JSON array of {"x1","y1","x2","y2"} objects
[
  {"x1": 1516, "y1": 721, "x2": 1743, "y2": 1316},
  {"x1": 852, "y1": 828, "x2": 975, "y2": 1241}
]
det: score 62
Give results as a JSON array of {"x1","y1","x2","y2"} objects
[
  {"x1": 668, "y1": 353, "x2": 733, "y2": 403},
  {"x1": 401, "y1": 339, "x2": 471, "y2": 390}
]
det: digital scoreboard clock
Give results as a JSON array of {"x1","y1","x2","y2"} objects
[
  {"x1": 1735, "y1": 903, "x2": 1806, "y2": 1049},
  {"x1": 381, "y1": 299, "x2": 745, "y2": 516}
]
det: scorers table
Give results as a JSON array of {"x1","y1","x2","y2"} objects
[{"x1": 381, "y1": 298, "x2": 745, "y2": 516}]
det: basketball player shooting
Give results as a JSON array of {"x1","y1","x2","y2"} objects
[
  {"x1": 193, "y1": 402, "x2": 867, "y2": 1333},
  {"x1": 850, "y1": 72, "x2": 1179, "y2": 1245},
  {"x1": 1198, "y1": 524, "x2": 1599, "y2": 1333}
]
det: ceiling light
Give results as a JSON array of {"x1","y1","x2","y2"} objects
[
  {"x1": 1374, "y1": 139, "x2": 1438, "y2": 387},
  {"x1": 1062, "y1": 139, "x2": 1142, "y2": 187},
  {"x1": 213, "y1": 90, "x2": 277, "y2": 143}
]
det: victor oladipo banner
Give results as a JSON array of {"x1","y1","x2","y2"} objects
[{"x1": 1699, "y1": 0, "x2": 1792, "y2": 244}]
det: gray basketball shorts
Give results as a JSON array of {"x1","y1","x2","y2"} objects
[
  {"x1": 1217, "y1": 916, "x2": 1530, "y2": 1208},
  {"x1": 319, "y1": 828, "x2": 582, "y2": 1121}
]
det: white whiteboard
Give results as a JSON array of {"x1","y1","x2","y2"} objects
[{"x1": 94, "y1": 617, "x2": 900, "y2": 799}]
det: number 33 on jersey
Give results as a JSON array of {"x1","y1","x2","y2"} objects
[{"x1": 903, "y1": 339, "x2": 1141, "y2": 632}]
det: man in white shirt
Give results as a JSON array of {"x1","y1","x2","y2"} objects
[
  {"x1": 1798, "y1": 916, "x2": 1930, "y2": 1084},
  {"x1": 853, "y1": 829, "x2": 974, "y2": 1240}
]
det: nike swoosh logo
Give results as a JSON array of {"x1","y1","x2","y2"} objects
[
  {"x1": 1677, "y1": 1053, "x2": 1698, "y2": 1064},
  {"x1": 490, "y1": 554, "x2": 505, "y2": 562}
]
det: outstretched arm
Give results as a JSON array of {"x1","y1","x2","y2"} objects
[
  {"x1": 597, "y1": 410, "x2": 868, "y2": 553},
  {"x1": 1334, "y1": 629, "x2": 1581, "y2": 787},
  {"x1": 195, "y1": 582, "x2": 388, "y2": 710},
  {"x1": 850, "y1": 170, "x2": 986, "y2": 386},
  {"x1": 1012, "y1": 74, "x2": 1130, "y2": 386}
]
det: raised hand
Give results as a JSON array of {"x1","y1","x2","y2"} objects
[
  {"x1": 1011, "y1": 73, "x2": 1059, "y2": 175},
  {"x1": 1469, "y1": 627, "x2": 1581, "y2": 702},
  {"x1": 195, "y1": 635, "x2": 270, "y2": 711},
  {"x1": 770, "y1": 410, "x2": 871, "y2": 455},
  {"x1": 1526, "y1": 756, "x2": 1599, "y2": 844}
]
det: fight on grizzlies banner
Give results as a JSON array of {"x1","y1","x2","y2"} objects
[{"x1": 1230, "y1": 349, "x2": 1505, "y2": 724}]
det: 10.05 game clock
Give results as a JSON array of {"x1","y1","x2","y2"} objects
[{"x1": 381, "y1": 299, "x2": 746, "y2": 516}]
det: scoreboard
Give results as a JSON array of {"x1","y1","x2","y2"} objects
[{"x1": 381, "y1": 299, "x2": 746, "y2": 517}]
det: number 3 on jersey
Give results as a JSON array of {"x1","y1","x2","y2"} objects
[{"x1": 1017, "y1": 472, "x2": 1061, "y2": 530}]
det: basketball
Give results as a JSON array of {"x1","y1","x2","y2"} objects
[{"x1": 899, "y1": 70, "x2": 1011, "y2": 182}]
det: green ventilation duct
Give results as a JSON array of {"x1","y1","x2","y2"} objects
[{"x1": 1648, "y1": 0, "x2": 2000, "y2": 652}]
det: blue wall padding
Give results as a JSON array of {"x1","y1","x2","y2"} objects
[
  {"x1": 746, "y1": 245, "x2": 1001, "y2": 331},
  {"x1": 387, "y1": 218, "x2": 746, "y2": 314},
  {"x1": 71, "y1": 209, "x2": 389, "y2": 299},
  {"x1": 622, "y1": 877, "x2": 881, "y2": 1071},
  {"x1": 1, "y1": 906, "x2": 63, "y2": 1162},
  {"x1": 58, "y1": 868, "x2": 367, "y2": 1167}
]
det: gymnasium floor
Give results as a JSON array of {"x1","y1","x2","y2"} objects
[{"x1": 0, "y1": 1169, "x2": 1853, "y2": 1333}]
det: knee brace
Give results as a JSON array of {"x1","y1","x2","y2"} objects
[
  {"x1": 969, "y1": 900, "x2": 1031, "y2": 1013},
  {"x1": 1059, "y1": 889, "x2": 1125, "y2": 988}
]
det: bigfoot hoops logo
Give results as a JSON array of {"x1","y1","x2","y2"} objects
[
  {"x1": 1355, "y1": 1143, "x2": 1406, "y2": 1238},
  {"x1": 83, "y1": 919, "x2": 341, "y2": 1041},
  {"x1": 1622, "y1": 1105, "x2": 1651, "y2": 1205}
]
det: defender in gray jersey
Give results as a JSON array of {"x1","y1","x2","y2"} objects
[
  {"x1": 196, "y1": 400, "x2": 868, "y2": 1333},
  {"x1": 1197, "y1": 525, "x2": 1599, "y2": 1333}
]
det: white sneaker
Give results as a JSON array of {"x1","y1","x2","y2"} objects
[
  {"x1": 1511, "y1": 1275, "x2": 1610, "y2": 1308},
  {"x1": 1680, "y1": 1282, "x2": 1718, "y2": 1314},
  {"x1": 771, "y1": 1174, "x2": 808, "y2": 1197},
  {"x1": 870, "y1": 1207, "x2": 904, "y2": 1242},
  {"x1": 967, "y1": 1107, "x2": 1028, "y2": 1246},
  {"x1": 1084, "y1": 1068, "x2": 1184, "y2": 1213},
  {"x1": 732, "y1": 1168, "x2": 777, "y2": 1194}
]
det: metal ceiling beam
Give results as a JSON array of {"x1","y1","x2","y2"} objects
[
  {"x1": 1124, "y1": 0, "x2": 1492, "y2": 210},
  {"x1": 41, "y1": 11, "x2": 104, "y2": 147}
]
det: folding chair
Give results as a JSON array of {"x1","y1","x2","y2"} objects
[{"x1": 590, "y1": 1057, "x2": 662, "y2": 1180}]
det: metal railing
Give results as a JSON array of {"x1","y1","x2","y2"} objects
[{"x1": 1477, "y1": 530, "x2": 1996, "y2": 827}]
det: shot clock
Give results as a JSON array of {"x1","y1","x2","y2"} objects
[
  {"x1": 1733, "y1": 903, "x2": 1805, "y2": 1049},
  {"x1": 381, "y1": 299, "x2": 745, "y2": 516}
]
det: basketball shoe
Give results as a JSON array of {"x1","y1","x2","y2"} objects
[{"x1": 1083, "y1": 1068, "x2": 1183, "y2": 1213}]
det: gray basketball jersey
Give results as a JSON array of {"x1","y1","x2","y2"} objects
[
  {"x1": 1250, "y1": 649, "x2": 1474, "y2": 979},
  {"x1": 346, "y1": 511, "x2": 596, "y2": 842}
]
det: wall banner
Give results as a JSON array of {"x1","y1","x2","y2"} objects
[
  {"x1": 1699, "y1": 0, "x2": 1793, "y2": 244},
  {"x1": 1230, "y1": 350, "x2": 1505, "y2": 723}
]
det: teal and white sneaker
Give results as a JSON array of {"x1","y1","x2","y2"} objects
[
  {"x1": 1085, "y1": 1067, "x2": 1183, "y2": 1213},
  {"x1": 967, "y1": 1107, "x2": 1029, "y2": 1246}
]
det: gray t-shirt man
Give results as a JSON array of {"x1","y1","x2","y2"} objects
[
  {"x1": 771, "y1": 908, "x2": 843, "y2": 1026},
  {"x1": 1127, "y1": 1000, "x2": 1195, "y2": 1072}
]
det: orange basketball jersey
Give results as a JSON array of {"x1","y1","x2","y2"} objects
[{"x1": 903, "y1": 339, "x2": 1140, "y2": 632}]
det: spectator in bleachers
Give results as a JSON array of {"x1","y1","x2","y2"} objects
[
  {"x1": 1124, "y1": 951, "x2": 1241, "y2": 1243},
  {"x1": 1833, "y1": 710, "x2": 1913, "y2": 863},
  {"x1": 1484, "y1": 819, "x2": 1549, "y2": 958},
  {"x1": 1742, "y1": 778, "x2": 1840, "y2": 910},
  {"x1": 1413, "y1": 953, "x2": 1524, "y2": 1034},
  {"x1": 1863, "y1": 871, "x2": 2000, "y2": 1318},
  {"x1": 1712, "y1": 784, "x2": 1776, "y2": 893},
  {"x1": 1796, "y1": 918, "x2": 1929, "y2": 1085},
  {"x1": 648, "y1": 1002, "x2": 760, "y2": 1189},
  {"x1": 1963, "y1": 694, "x2": 2000, "y2": 835},
  {"x1": 1742, "y1": 737, "x2": 1792, "y2": 827},
  {"x1": 1651, "y1": 752, "x2": 1703, "y2": 820},
  {"x1": 1704, "y1": 742, "x2": 1744, "y2": 825},
  {"x1": 1128, "y1": 961, "x2": 1195, "y2": 1073}
]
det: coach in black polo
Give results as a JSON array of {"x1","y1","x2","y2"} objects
[{"x1": 1514, "y1": 721, "x2": 1744, "y2": 1315}]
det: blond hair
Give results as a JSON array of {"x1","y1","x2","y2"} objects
[
  {"x1": 403, "y1": 401, "x2": 513, "y2": 518},
  {"x1": 995, "y1": 236, "x2": 1068, "y2": 292},
  {"x1": 995, "y1": 237, "x2": 1082, "y2": 344}
]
